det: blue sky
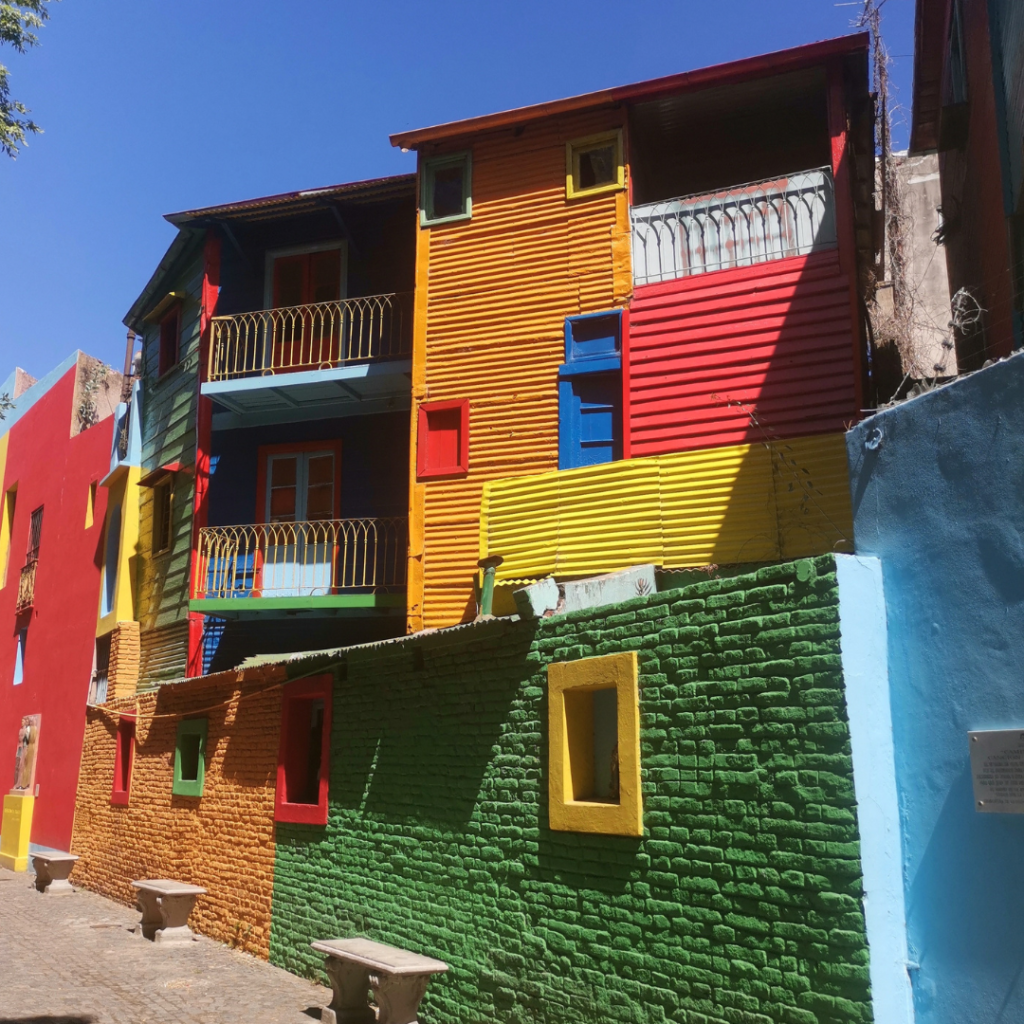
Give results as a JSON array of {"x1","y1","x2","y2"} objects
[{"x1": 0, "y1": 0, "x2": 915, "y2": 379}]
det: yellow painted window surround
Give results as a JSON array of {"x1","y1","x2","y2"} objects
[
  {"x1": 547, "y1": 650, "x2": 642, "y2": 836},
  {"x1": 85, "y1": 481, "x2": 97, "y2": 529},
  {"x1": 565, "y1": 129, "x2": 625, "y2": 200}
]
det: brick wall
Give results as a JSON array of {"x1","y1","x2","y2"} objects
[
  {"x1": 107, "y1": 620, "x2": 141, "y2": 700},
  {"x1": 272, "y1": 555, "x2": 872, "y2": 1024},
  {"x1": 70, "y1": 665, "x2": 286, "y2": 957}
]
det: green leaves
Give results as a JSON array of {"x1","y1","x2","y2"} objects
[{"x1": 0, "y1": 0, "x2": 55, "y2": 159}]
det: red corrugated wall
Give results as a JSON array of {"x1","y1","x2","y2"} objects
[{"x1": 626, "y1": 249, "x2": 858, "y2": 457}]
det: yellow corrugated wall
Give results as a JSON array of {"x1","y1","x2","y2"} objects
[
  {"x1": 480, "y1": 433, "x2": 854, "y2": 581},
  {"x1": 409, "y1": 109, "x2": 632, "y2": 629}
]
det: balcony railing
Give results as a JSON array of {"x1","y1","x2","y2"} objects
[
  {"x1": 16, "y1": 561, "x2": 36, "y2": 612},
  {"x1": 207, "y1": 292, "x2": 413, "y2": 383},
  {"x1": 194, "y1": 518, "x2": 408, "y2": 600},
  {"x1": 630, "y1": 166, "x2": 837, "y2": 286}
]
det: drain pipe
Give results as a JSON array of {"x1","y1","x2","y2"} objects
[{"x1": 477, "y1": 555, "x2": 504, "y2": 618}]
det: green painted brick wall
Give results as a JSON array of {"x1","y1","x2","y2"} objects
[{"x1": 271, "y1": 554, "x2": 872, "y2": 1024}]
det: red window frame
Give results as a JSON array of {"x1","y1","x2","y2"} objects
[
  {"x1": 110, "y1": 715, "x2": 136, "y2": 807},
  {"x1": 416, "y1": 399, "x2": 470, "y2": 479},
  {"x1": 275, "y1": 675, "x2": 332, "y2": 825},
  {"x1": 158, "y1": 304, "x2": 182, "y2": 378}
]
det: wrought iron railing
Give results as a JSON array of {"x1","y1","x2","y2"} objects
[
  {"x1": 630, "y1": 166, "x2": 837, "y2": 286},
  {"x1": 207, "y1": 292, "x2": 413, "y2": 382},
  {"x1": 194, "y1": 518, "x2": 408, "y2": 600},
  {"x1": 16, "y1": 561, "x2": 36, "y2": 612}
]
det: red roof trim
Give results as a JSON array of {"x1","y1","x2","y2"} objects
[{"x1": 390, "y1": 34, "x2": 869, "y2": 150}]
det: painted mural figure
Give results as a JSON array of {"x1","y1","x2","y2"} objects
[{"x1": 13, "y1": 714, "x2": 40, "y2": 793}]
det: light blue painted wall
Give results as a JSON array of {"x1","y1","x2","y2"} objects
[
  {"x1": 836, "y1": 554, "x2": 915, "y2": 1024},
  {"x1": 846, "y1": 352, "x2": 1024, "y2": 1024}
]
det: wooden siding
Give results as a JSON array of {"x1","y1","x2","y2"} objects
[
  {"x1": 137, "y1": 240, "x2": 203, "y2": 640},
  {"x1": 412, "y1": 109, "x2": 632, "y2": 629},
  {"x1": 480, "y1": 432, "x2": 852, "y2": 582},
  {"x1": 138, "y1": 620, "x2": 190, "y2": 690},
  {"x1": 627, "y1": 250, "x2": 857, "y2": 457}
]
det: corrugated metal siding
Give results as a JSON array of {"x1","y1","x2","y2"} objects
[
  {"x1": 480, "y1": 432, "x2": 852, "y2": 580},
  {"x1": 627, "y1": 249, "x2": 857, "y2": 457},
  {"x1": 138, "y1": 242, "x2": 203, "y2": 632},
  {"x1": 416, "y1": 109, "x2": 632, "y2": 627},
  {"x1": 138, "y1": 620, "x2": 190, "y2": 689}
]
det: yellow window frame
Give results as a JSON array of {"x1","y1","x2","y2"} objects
[
  {"x1": 565, "y1": 129, "x2": 625, "y2": 199},
  {"x1": 547, "y1": 650, "x2": 642, "y2": 836}
]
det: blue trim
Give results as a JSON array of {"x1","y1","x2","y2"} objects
[
  {"x1": 201, "y1": 359, "x2": 412, "y2": 399},
  {"x1": 0, "y1": 352, "x2": 81, "y2": 440},
  {"x1": 564, "y1": 309, "x2": 622, "y2": 365},
  {"x1": 558, "y1": 356, "x2": 621, "y2": 377}
]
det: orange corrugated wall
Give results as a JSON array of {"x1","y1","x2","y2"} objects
[{"x1": 408, "y1": 110, "x2": 633, "y2": 629}]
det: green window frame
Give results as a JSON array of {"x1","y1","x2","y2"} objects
[
  {"x1": 420, "y1": 151, "x2": 472, "y2": 226},
  {"x1": 172, "y1": 718, "x2": 208, "y2": 797}
]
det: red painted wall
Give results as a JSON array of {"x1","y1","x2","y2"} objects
[
  {"x1": 626, "y1": 249, "x2": 858, "y2": 456},
  {"x1": 0, "y1": 362, "x2": 113, "y2": 850}
]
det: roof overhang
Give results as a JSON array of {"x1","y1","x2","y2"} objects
[
  {"x1": 910, "y1": 0, "x2": 947, "y2": 153},
  {"x1": 390, "y1": 33, "x2": 869, "y2": 150}
]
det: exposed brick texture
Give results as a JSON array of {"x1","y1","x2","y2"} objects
[
  {"x1": 272, "y1": 555, "x2": 872, "y2": 1024},
  {"x1": 107, "y1": 620, "x2": 141, "y2": 700},
  {"x1": 71, "y1": 666, "x2": 286, "y2": 958}
]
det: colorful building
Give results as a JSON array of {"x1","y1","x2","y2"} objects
[
  {"x1": 120, "y1": 176, "x2": 416, "y2": 682},
  {"x1": 0, "y1": 353, "x2": 121, "y2": 860},
  {"x1": 391, "y1": 35, "x2": 876, "y2": 630},
  {"x1": 911, "y1": 0, "x2": 1024, "y2": 367}
]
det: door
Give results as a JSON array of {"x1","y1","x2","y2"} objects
[
  {"x1": 261, "y1": 450, "x2": 337, "y2": 596},
  {"x1": 271, "y1": 249, "x2": 343, "y2": 372},
  {"x1": 559, "y1": 373, "x2": 622, "y2": 469}
]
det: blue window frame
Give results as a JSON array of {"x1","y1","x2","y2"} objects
[{"x1": 559, "y1": 311, "x2": 623, "y2": 470}]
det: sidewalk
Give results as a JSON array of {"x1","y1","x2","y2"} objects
[{"x1": 0, "y1": 866, "x2": 329, "y2": 1024}]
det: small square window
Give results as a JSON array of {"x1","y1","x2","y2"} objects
[
  {"x1": 416, "y1": 400, "x2": 470, "y2": 479},
  {"x1": 421, "y1": 152, "x2": 472, "y2": 226},
  {"x1": 173, "y1": 719, "x2": 208, "y2": 797},
  {"x1": 548, "y1": 651, "x2": 642, "y2": 836},
  {"x1": 153, "y1": 480, "x2": 173, "y2": 555},
  {"x1": 111, "y1": 715, "x2": 135, "y2": 806},
  {"x1": 159, "y1": 305, "x2": 181, "y2": 377},
  {"x1": 275, "y1": 676, "x2": 332, "y2": 825},
  {"x1": 566, "y1": 130, "x2": 624, "y2": 199}
]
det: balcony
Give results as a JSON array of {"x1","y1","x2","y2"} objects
[
  {"x1": 191, "y1": 517, "x2": 407, "y2": 617},
  {"x1": 16, "y1": 561, "x2": 36, "y2": 613},
  {"x1": 201, "y1": 293, "x2": 413, "y2": 424},
  {"x1": 630, "y1": 166, "x2": 837, "y2": 286}
]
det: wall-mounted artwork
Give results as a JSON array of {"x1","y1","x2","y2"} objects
[{"x1": 12, "y1": 714, "x2": 41, "y2": 793}]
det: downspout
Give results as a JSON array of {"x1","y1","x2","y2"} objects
[{"x1": 477, "y1": 555, "x2": 504, "y2": 618}]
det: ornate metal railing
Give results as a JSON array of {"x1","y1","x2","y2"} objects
[
  {"x1": 630, "y1": 166, "x2": 837, "y2": 286},
  {"x1": 207, "y1": 292, "x2": 413, "y2": 382},
  {"x1": 16, "y1": 561, "x2": 36, "y2": 612},
  {"x1": 194, "y1": 518, "x2": 408, "y2": 600}
]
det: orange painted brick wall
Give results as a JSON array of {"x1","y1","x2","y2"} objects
[{"x1": 70, "y1": 666, "x2": 285, "y2": 958}]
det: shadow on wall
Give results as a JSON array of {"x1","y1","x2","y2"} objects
[{"x1": 906, "y1": 767, "x2": 1024, "y2": 1021}]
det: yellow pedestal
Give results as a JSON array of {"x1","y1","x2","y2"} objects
[{"x1": 0, "y1": 792, "x2": 34, "y2": 871}]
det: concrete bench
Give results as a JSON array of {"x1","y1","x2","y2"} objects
[
  {"x1": 131, "y1": 879, "x2": 206, "y2": 944},
  {"x1": 310, "y1": 937, "x2": 448, "y2": 1024},
  {"x1": 31, "y1": 851, "x2": 79, "y2": 894}
]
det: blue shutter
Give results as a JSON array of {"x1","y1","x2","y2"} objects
[{"x1": 559, "y1": 373, "x2": 622, "y2": 469}]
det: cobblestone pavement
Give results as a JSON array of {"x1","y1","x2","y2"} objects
[{"x1": 0, "y1": 866, "x2": 330, "y2": 1024}]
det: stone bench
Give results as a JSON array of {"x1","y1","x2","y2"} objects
[
  {"x1": 31, "y1": 851, "x2": 79, "y2": 894},
  {"x1": 131, "y1": 879, "x2": 206, "y2": 944},
  {"x1": 310, "y1": 937, "x2": 448, "y2": 1024}
]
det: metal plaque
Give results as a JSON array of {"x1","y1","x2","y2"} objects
[{"x1": 969, "y1": 729, "x2": 1024, "y2": 813}]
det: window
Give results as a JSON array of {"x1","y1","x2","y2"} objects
[
  {"x1": 566, "y1": 130, "x2": 624, "y2": 199},
  {"x1": 558, "y1": 312, "x2": 623, "y2": 469},
  {"x1": 111, "y1": 715, "x2": 135, "y2": 806},
  {"x1": 547, "y1": 651, "x2": 642, "y2": 836},
  {"x1": 26, "y1": 506, "x2": 43, "y2": 564},
  {"x1": 89, "y1": 634, "x2": 111, "y2": 704},
  {"x1": 153, "y1": 480, "x2": 172, "y2": 554},
  {"x1": 417, "y1": 400, "x2": 470, "y2": 479},
  {"x1": 420, "y1": 152, "x2": 472, "y2": 226},
  {"x1": 258, "y1": 446, "x2": 339, "y2": 524},
  {"x1": 158, "y1": 304, "x2": 181, "y2": 377},
  {"x1": 13, "y1": 628, "x2": 27, "y2": 686},
  {"x1": 101, "y1": 501, "x2": 122, "y2": 617},
  {"x1": 272, "y1": 248, "x2": 343, "y2": 309},
  {"x1": 173, "y1": 719, "x2": 208, "y2": 797},
  {"x1": 85, "y1": 481, "x2": 97, "y2": 529},
  {"x1": 275, "y1": 676, "x2": 332, "y2": 825},
  {"x1": 0, "y1": 484, "x2": 15, "y2": 587}
]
